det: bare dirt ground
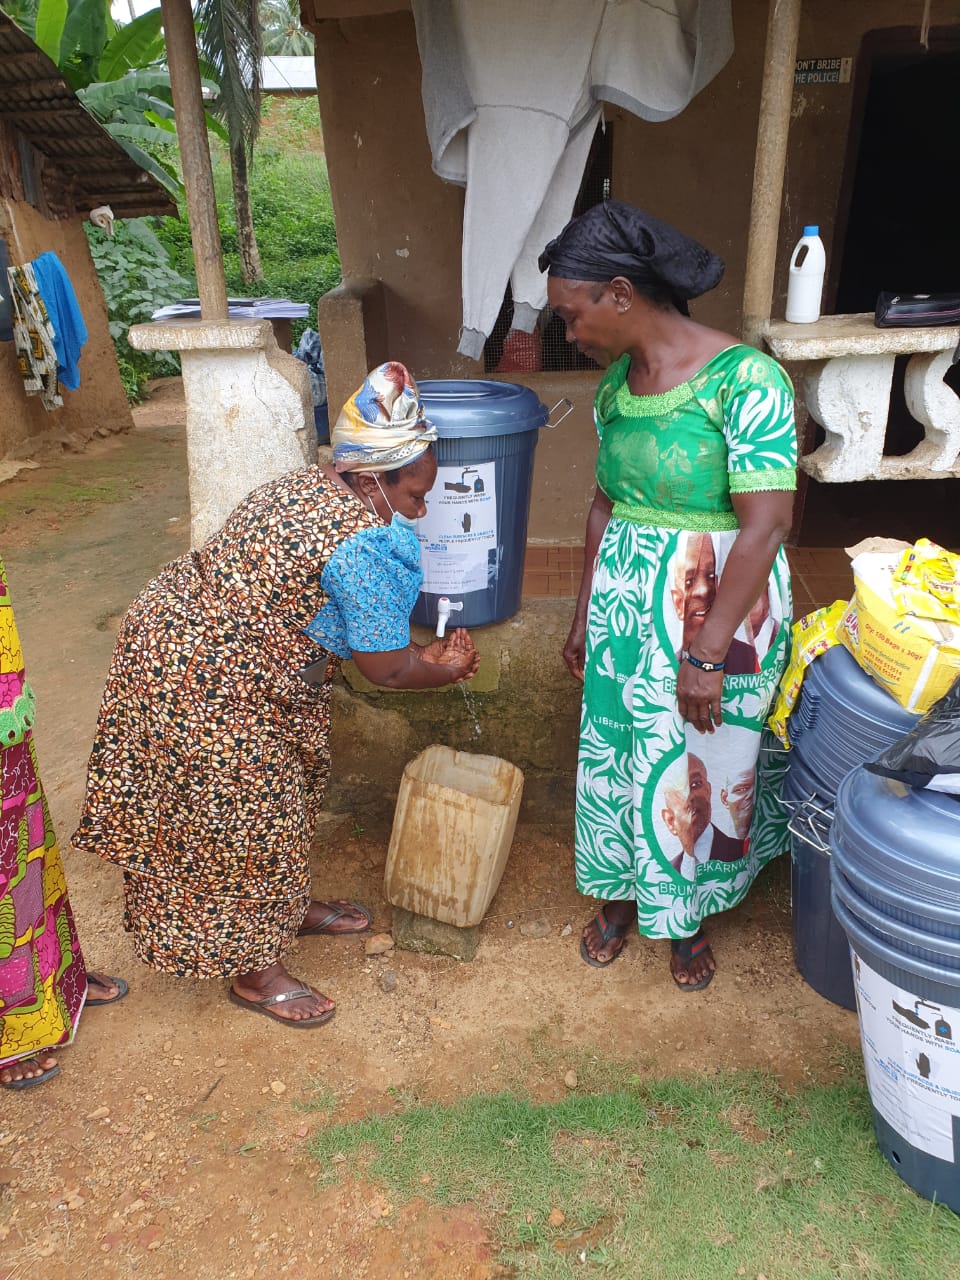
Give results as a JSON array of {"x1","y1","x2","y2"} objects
[{"x1": 0, "y1": 385, "x2": 859, "y2": 1280}]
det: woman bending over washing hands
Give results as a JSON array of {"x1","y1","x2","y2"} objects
[
  {"x1": 540, "y1": 202, "x2": 794, "y2": 991},
  {"x1": 74, "y1": 363, "x2": 478, "y2": 1028}
]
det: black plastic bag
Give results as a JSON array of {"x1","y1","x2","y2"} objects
[{"x1": 866, "y1": 676, "x2": 960, "y2": 794}]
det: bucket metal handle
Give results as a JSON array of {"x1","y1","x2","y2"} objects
[
  {"x1": 788, "y1": 813, "x2": 831, "y2": 854},
  {"x1": 787, "y1": 798, "x2": 832, "y2": 853},
  {"x1": 545, "y1": 398, "x2": 574, "y2": 429},
  {"x1": 776, "y1": 786, "x2": 815, "y2": 813}
]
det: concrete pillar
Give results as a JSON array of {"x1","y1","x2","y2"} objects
[
  {"x1": 741, "y1": 0, "x2": 803, "y2": 348},
  {"x1": 903, "y1": 350, "x2": 960, "y2": 472},
  {"x1": 802, "y1": 353, "x2": 894, "y2": 483},
  {"x1": 764, "y1": 313, "x2": 960, "y2": 482},
  {"x1": 316, "y1": 277, "x2": 387, "y2": 421},
  {"x1": 129, "y1": 319, "x2": 315, "y2": 545}
]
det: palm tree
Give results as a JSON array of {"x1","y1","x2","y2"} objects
[
  {"x1": 259, "y1": 0, "x2": 313, "y2": 57},
  {"x1": 196, "y1": 0, "x2": 264, "y2": 283}
]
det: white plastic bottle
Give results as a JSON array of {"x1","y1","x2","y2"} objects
[{"x1": 785, "y1": 224, "x2": 826, "y2": 323}]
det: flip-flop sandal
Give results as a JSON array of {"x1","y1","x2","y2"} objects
[
  {"x1": 579, "y1": 908, "x2": 630, "y2": 968},
  {"x1": 297, "y1": 900, "x2": 372, "y2": 937},
  {"x1": 671, "y1": 932, "x2": 715, "y2": 992},
  {"x1": 1, "y1": 1060, "x2": 61, "y2": 1090},
  {"x1": 228, "y1": 985, "x2": 336, "y2": 1028},
  {"x1": 86, "y1": 975, "x2": 129, "y2": 1006}
]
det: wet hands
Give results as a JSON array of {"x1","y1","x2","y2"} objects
[
  {"x1": 677, "y1": 662, "x2": 723, "y2": 734},
  {"x1": 419, "y1": 627, "x2": 480, "y2": 683}
]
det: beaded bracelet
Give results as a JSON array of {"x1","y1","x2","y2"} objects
[{"x1": 681, "y1": 649, "x2": 725, "y2": 672}]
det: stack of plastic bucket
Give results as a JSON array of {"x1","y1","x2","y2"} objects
[
  {"x1": 781, "y1": 753, "x2": 853, "y2": 1008},
  {"x1": 783, "y1": 645, "x2": 918, "y2": 1009},
  {"x1": 411, "y1": 380, "x2": 549, "y2": 629},
  {"x1": 830, "y1": 766, "x2": 960, "y2": 1211}
]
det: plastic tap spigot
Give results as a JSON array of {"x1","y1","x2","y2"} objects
[{"x1": 436, "y1": 596, "x2": 464, "y2": 639}]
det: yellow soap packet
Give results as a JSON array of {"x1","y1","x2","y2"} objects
[
  {"x1": 891, "y1": 538, "x2": 960, "y2": 624},
  {"x1": 768, "y1": 599, "x2": 848, "y2": 747}
]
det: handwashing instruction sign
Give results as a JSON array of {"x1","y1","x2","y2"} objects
[
  {"x1": 417, "y1": 462, "x2": 497, "y2": 595},
  {"x1": 853, "y1": 952, "x2": 960, "y2": 1162}
]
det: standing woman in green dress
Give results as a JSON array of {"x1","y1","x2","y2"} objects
[{"x1": 540, "y1": 202, "x2": 796, "y2": 990}]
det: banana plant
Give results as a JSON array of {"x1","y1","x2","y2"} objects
[{"x1": 4, "y1": 0, "x2": 227, "y2": 199}]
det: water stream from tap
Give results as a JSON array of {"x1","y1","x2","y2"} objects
[{"x1": 460, "y1": 682, "x2": 483, "y2": 738}]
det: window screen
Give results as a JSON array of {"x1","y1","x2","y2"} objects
[{"x1": 484, "y1": 121, "x2": 612, "y2": 374}]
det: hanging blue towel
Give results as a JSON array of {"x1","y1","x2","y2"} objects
[{"x1": 31, "y1": 251, "x2": 88, "y2": 391}]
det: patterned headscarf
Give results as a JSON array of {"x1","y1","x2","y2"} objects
[
  {"x1": 538, "y1": 201, "x2": 723, "y2": 312},
  {"x1": 332, "y1": 361, "x2": 437, "y2": 474}
]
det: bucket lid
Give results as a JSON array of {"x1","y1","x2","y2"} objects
[
  {"x1": 417, "y1": 379, "x2": 549, "y2": 438},
  {"x1": 831, "y1": 766, "x2": 960, "y2": 911},
  {"x1": 803, "y1": 645, "x2": 919, "y2": 730}
]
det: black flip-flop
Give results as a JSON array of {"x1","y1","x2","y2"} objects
[
  {"x1": 670, "y1": 932, "x2": 715, "y2": 992},
  {"x1": 297, "y1": 900, "x2": 372, "y2": 937},
  {"x1": 1, "y1": 1059, "x2": 61, "y2": 1090},
  {"x1": 86, "y1": 975, "x2": 129, "y2": 1006},
  {"x1": 579, "y1": 909, "x2": 630, "y2": 968},
  {"x1": 228, "y1": 985, "x2": 336, "y2": 1028}
]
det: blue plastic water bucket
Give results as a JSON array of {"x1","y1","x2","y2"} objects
[
  {"x1": 314, "y1": 401, "x2": 330, "y2": 445},
  {"x1": 782, "y1": 753, "x2": 855, "y2": 1010},
  {"x1": 830, "y1": 766, "x2": 960, "y2": 1211},
  {"x1": 411, "y1": 380, "x2": 549, "y2": 629}
]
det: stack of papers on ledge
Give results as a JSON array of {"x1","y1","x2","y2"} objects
[{"x1": 151, "y1": 297, "x2": 310, "y2": 321}]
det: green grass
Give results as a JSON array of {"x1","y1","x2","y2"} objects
[
  {"x1": 0, "y1": 478, "x2": 128, "y2": 532},
  {"x1": 294, "y1": 1074, "x2": 338, "y2": 1114},
  {"x1": 306, "y1": 1068, "x2": 960, "y2": 1278},
  {"x1": 153, "y1": 138, "x2": 341, "y2": 351}
]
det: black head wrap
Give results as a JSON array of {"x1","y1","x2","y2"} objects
[{"x1": 538, "y1": 201, "x2": 724, "y2": 312}]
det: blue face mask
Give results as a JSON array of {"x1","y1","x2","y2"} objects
[{"x1": 373, "y1": 476, "x2": 421, "y2": 559}]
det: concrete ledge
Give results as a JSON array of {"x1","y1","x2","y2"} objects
[
  {"x1": 129, "y1": 318, "x2": 281, "y2": 352},
  {"x1": 764, "y1": 313, "x2": 960, "y2": 361}
]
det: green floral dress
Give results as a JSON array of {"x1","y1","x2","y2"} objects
[{"x1": 576, "y1": 344, "x2": 796, "y2": 939}]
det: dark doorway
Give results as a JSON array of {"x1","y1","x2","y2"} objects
[{"x1": 799, "y1": 27, "x2": 960, "y2": 549}]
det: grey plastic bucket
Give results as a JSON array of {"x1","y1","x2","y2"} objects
[
  {"x1": 790, "y1": 646, "x2": 919, "y2": 797},
  {"x1": 411, "y1": 380, "x2": 550, "y2": 629},
  {"x1": 830, "y1": 766, "x2": 960, "y2": 1211},
  {"x1": 782, "y1": 753, "x2": 855, "y2": 1010}
]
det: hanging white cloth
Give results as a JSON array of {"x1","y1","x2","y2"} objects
[{"x1": 412, "y1": 0, "x2": 734, "y2": 359}]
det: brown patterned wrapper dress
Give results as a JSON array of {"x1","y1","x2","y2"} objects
[{"x1": 73, "y1": 468, "x2": 381, "y2": 978}]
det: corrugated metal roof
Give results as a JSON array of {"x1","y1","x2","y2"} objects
[
  {"x1": 261, "y1": 56, "x2": 316, "y2": 92},
  {"x1": 0, "y1": 13, "x2": 176, "y2": 219}
]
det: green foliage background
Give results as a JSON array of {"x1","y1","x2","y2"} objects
[
  {"x1": 153, "y1": 97, "x2": 341, "y2": 350},
  {"x1": 85, "y1": 216, "x2": 192, "y2": 401},
  {"x1": 84, "y1": 98, "x2": 340, "y2": 400}
]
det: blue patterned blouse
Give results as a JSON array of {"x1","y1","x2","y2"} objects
[{"x1": 305, "y1": 522, "x2": 423, "y2": 656}]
